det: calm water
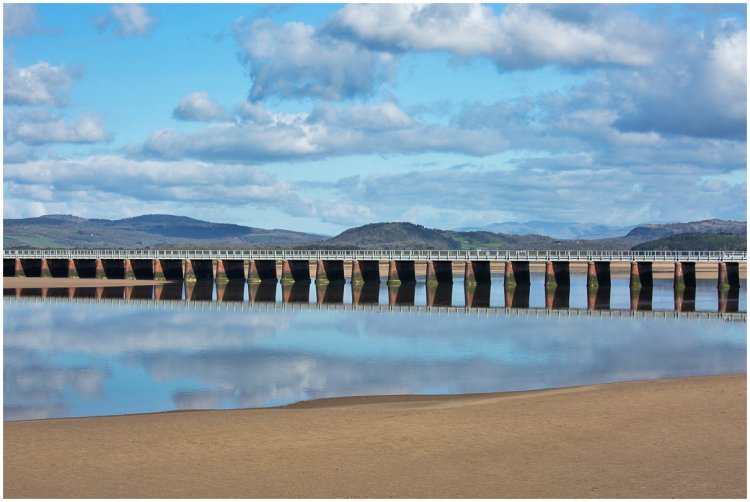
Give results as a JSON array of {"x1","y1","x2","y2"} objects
[{"x1": 4, "y1": 274, "x2": 746, "y2": 421}]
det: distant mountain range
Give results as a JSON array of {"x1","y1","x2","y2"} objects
[
  {"x1": 3, "y1": 214, "x2": 747, "y2": 251},
  {"x1": 457, "y1": 221, "x2": 637, "y2": 239},
  {"x1": 4, "y1": 214, "x2": 326, "y2": 249}
]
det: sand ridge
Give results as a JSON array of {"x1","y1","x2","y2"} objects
[{"x1": 4, "y1": 374, "x2": 746, "y2": 498}]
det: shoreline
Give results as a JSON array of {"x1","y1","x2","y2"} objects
[{"x1": 5, "y1": 373, "x2": 746, "y2": 498}]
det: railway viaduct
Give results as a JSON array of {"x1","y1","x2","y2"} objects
[{"x1": 4, "y1": 249, "x2": 745, "y2": 290}]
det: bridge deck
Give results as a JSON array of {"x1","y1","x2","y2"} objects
[{"x1": 3, "y1": 249, "x2": 747, "y2": 262}]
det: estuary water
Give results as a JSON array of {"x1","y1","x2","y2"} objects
[{"x1": 4, "y1": 273, "x2": 746, "y2": 421}]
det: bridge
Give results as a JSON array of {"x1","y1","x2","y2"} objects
[
  {"x1": 3, "y1": 249, "x2": 746, "y2": 290},
  {"x1": 4, "y1": 293, "x2": 746, "y2": 322}
]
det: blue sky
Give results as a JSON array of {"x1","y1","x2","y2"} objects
[{"x1": 3, "y1": 3, "x2": 747, "y2": 235}]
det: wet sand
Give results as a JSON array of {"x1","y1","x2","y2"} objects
[{"x1": 4, "y1": 374, "x2": 746, "y2": 498}]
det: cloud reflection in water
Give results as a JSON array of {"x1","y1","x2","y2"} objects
[{"x1": 4, "y1": 300, "x2": 746, "y2": 420}]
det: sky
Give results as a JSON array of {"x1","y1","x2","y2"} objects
[{"x1": 3, "y1": 3, "x2": 747, "y2": 235}]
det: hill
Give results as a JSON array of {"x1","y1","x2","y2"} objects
[
  {"x1": 631, "y1": 233, "x2": 747, "y2": 252},
  {"x1": 626, "y1": 219, "x2": 746, "y2": 241},
  {"x1": 4, "y1": 215, "x2": 746, "y2": 251},
  {"x1": 322, "y1": 222, "x2": 459, "y2": 249},
  {"x1": 457, "y1": 221, "x2": 636, "y2": 239},
  {"x1": 4, "y1": 214, "x2": 325, "y2": 249}
]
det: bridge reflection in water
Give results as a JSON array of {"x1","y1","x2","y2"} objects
[{"x1": 3, "y1": 281, "x2": 744, "y2": 320}]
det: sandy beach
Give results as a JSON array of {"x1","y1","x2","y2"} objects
[{"x1": 4, "y1": 373, "x2": 745, "y2": 498}]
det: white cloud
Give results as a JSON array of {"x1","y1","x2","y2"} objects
[
  {"x1": 3, "y1": 156, "x2": 374, "y2": 226},
  {"x1": 234, "y1": 18, "x2": 395, "y2": 101},
  {"x1": 141, "y1": 101, "x2": 506, "y2": 162},
  {"x1": 4, "y1": 4, "x2": 38, "y2": 38},
  {"x1": 326, "y1": 4, "x2": 657, "y2": 69},
  {"x1": 173, "y1": 92, "x2": 229, "y2": 122},
  {"x1": 98, "y1": 4, "x2": 156, "y2": 37},
  {"x1": 3, "y1": 56, "x2": 81, "y2": 106},
  {"x1": 339, "y1": 164, "x2": 746, "y2": 228},
  {"x1": 5, "y1": 111, "x2": 111, "y2": 145},
  {"x1": 611, "y1": 25, "x2": 746, "y2": 139}
]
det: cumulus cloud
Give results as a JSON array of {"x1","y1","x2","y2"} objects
[
  {"x1": 96, "y1": 4, "x2": 155, "y2": 37},
  {"x1": 325, "y1": 4, "x2": 657, "y2": 69},
  {"x1": 141, "y1": 101, "x2": 506, "y2": 162},
  {"x1": 4, "y1": 56, "x2": 82, "y2": 106},
  {"x1": 173, "y1": 92, "x2": 229, "y2": 122},
  {"x1": 233, "y1": 17, "x2": 395, "y2": 101},
  {"x1": 612, "y1": 25, "x2": 747, "y2": 139},
  {"x1": 336, "y1": 163, "x2": 746, "y2": 227},
  {"x1": 5, "y1": 110, "x2": 111, "y2": 145},
  {"x1": 4, "y1": 4, "x2": 38, "y2": 38},
  {"x1": 3, "y1": 156, "x2": 374, "y2": 226}
]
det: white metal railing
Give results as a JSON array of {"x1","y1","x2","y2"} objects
[{"x1": 2, "y1": 249, "x2": 747, "y2": 262}]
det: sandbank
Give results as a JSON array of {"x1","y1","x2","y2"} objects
[{"x1": 4, "y1": 373, "x2": 746, "y2": 498}]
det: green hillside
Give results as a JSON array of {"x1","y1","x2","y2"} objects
[{"x1": 631, "y1": 233, "x2": 747, "y2": 251}]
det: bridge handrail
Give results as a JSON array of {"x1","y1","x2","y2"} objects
[{"x1": 2, "y1": 248, "x2": 747, "y2": 262}]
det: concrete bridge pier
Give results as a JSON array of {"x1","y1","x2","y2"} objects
[
  {"x1": 351, "y1": 260, "x2": 380, "y2": 284},
  {"x1": 39, "y1": 259, "x2": 52, "y2": 278},
  {"x1": 152, "y1": 259, "x2": 165, "y2": 281},
  {"x1": 184, "y1": 259, "x2": 197, "y2": 282},
  {"x1": 504, "y1": 261, "x2": 530, "y2": 288},
  {"x1": 544, "y1": 261, "x2": 570, "y2": 289},
  {"x1": 281, "y1": 260, "x2": 311, "y2": 284},
  {"x1": 674, "y1": 262, "x2": 696, "y2": 290},
  {"x1": 718, "y1": 262, "x2": 741, "y2": 289},
  {"x1": 426, "y1": 260, "x2": 453, "y2": 284},
  {"x1": 68, "y1": 259, "x2": 79, "y2": 278},
  {"x1": 124, "y1": 259, "x2": 136, "y2": 280},
  {"x1": 93, "y1": 259, "x2": 106, "y2": 279},
  {"x1": 14, "y1": 258, "x2": 25, "y2": 278},
  {"x1": 212, "y1": 260, "x2": 226, "y2": 283},
  {"x1": 315, "y1": 260, "x2": 345, "y2": 285},
  {"x1": 629, "y1": 262, "x2": 653, "y2": 290},
  {"x1": 465, "y1": 261, "x2": 491, "y2": 286},
  {"x1": 586, "y1": 262, "x2": 611, "y2": 289},
  {"x1": 247, "y1": 259, "x2": 278, "y2": 283},
  {"x1": 387, "y1": 260, "x2": 416, "y2": 286}
]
